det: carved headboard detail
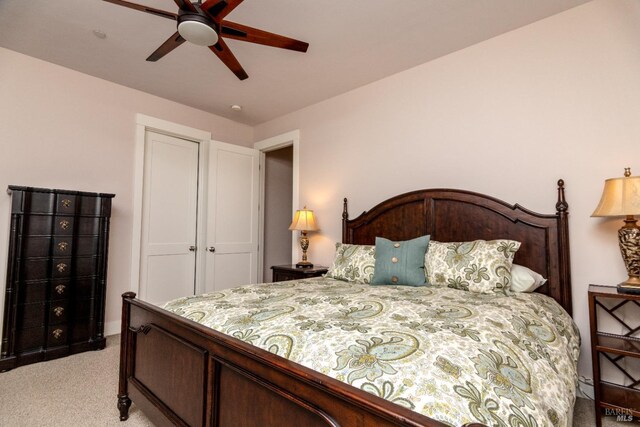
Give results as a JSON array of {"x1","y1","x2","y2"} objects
[{"x1": 342, "y1": 180, "x2": 572, "y2": 315}]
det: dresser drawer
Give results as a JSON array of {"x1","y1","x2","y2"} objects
[
  {"x1": 48, "y1": 300, "x2": 69, "y2": 325},
  {"x1": 273, "y1": 271, "x2": 299, "y2": 282},
  {"x1": 55, "y1": 194, "x2": 76, "y2": 214},
  {"x1": 72, "y1": 298, "x2": 94, "y2": 320},
  {"x1": 75, "y1": 257, "x2": 98, "y2": 277},
  {"x1": 22, "y1": 258, "x2": 49, "y2": 281},
  {"x1": 51, "y1": 258, "x2": 72, "y2": 279},
  {"x1": 75, "y1": 236, "x2": 99, "y2": 256},
  {"x1": 23, "y1": 215, "x2": 53, "y2": 235},
  {"x1": 47, "y1": 325, "x2": 68, "y2": 347},
  {"x1": 78, "y1": 196, "x2": 102, "y2": 216},
  {"x1": 50, "y1": 280, "x2": 70, "y2": 300},
  {"x1": 75, "y1": 277, "x2": 97, "y2": 298},
  {"x1": 25, "y1": 192, "x2": 55, "y2": 214},
  {"x1": 19, "y1": 281, "x2": 47, "y2": 304},
  {"x1": 20, "y1": 236, "x2": 51, "y2": 258},
  {"x1": 17, "y1": 302, "x2": 46, "y2": 328},
  {"x1": 76, "y1": 217, "x2": 100, "y2": 235},
  {"x1": 53, "y1": 236, "x2": 73, "y2": 257},
  {"x1": 271, "y1": 265, "x2": 328, "y2": 282},
  {"x1": 70, "y1": 321, "x2": 91, "y2": 342},
  {"x1": 19, "y1": 236, "x2": 74, "y2": 258},
  {"x1": 14, "y1": 327, "x2": 45, "y2": 352},
  {"x1": 53, "y1": 216, "x2": 74, "y2": 235}
]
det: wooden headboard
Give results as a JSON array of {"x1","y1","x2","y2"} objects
[{"x1": 342, "y1": 180, "x2": 572, "y2": 315}]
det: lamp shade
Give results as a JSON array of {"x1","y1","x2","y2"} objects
[
  {"x1": 592, "y1": 171, "x2": 640, "y2": 217},
  {"x1": 289, "y1": 208, "x2": 318, "y2": 231}
]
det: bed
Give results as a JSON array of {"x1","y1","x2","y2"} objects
[{"x1": 117, "y1": 180, "x2": 576, "y2": 427}]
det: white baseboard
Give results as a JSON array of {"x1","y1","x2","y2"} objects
[
  {"x1": 104, "y1": 320, "x2": 121, "y2": 337},
  {"x1": 577, "y1": 376, "x2": 594, "y2": 400}
]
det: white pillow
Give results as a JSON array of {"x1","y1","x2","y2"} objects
[{"x1": 510, "y1": 264, "x2": 547, "y2": 292}]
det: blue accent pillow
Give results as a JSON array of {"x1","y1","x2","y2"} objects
[{"x1": 371, "y1": 235, "x2": 430, "y2": 286}]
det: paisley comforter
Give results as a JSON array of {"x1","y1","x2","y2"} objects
[{"x1": 163, "y1": 277, "x2": 580, "y2": 427}]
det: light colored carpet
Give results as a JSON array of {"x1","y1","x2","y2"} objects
[
  {"x1": 0, "y1": 335, "x2": 152, "y2": 427},
  {"x1": 0, "y1": 335, "x2": 623, "y2": 426}
]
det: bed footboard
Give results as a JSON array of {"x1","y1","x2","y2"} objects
[{"x1": 117, "y1": 292, "x2": 486, "y2": 427}]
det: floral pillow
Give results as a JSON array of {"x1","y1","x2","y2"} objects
[
  {"x1": 325, "y1": 243, "x2": 376, "y2": 283},
  {"x1": 425, "y1": 239, "x2": 521, "y2": 295}
]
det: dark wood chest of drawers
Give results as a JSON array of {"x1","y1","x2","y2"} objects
[{"x1": 1, "y1": 186, "x2": 114, "y2": 371}]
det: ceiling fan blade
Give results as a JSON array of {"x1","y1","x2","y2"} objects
[
  {"x1": 102, "y1": 0, "x2": 177, "y2": 20},
  {"x1": 209, "y1": 38, "x2": 248, "y2": 80},
  {"x1": 201, "y1": 0, "x2": 244, "y2": 20},
  {"x1": 173, "y1": 0, "x2": 197, "y2": 13},
  {"x1": 221, "y1": 21, "x2": 308, "y2": 52},
  {"x1": 146, "y1": 32, "x2": 186, "y2": 62}
]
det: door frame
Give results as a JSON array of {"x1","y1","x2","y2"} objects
[
  {"x1": 131, "y1": 114, "x2": 212, "y2": 296},
  {"x1": 254, "y1": 130, "x2": 300, "y2": 282}
]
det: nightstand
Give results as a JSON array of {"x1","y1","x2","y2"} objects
[
  {"x1": 588, "y1": 284, "x2": 640, "y2": 426},
  {"x1": 271, "y1": 265, "x2": 328, "y2": 282}
]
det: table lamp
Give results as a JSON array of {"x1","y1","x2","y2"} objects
[
  {"x1": 289, "y1": 206, "x2": 318, "y2": 268},
  {"x1": 592, "y1": 167, "x2": 640, "y2": 294}
]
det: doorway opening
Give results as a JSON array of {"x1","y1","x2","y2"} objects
[
  {"x1": 262, "y1": 146, "x2": 293, "y2": 281},
  {"x1": 254, "y1": 130, "x2": 300, "y2": 283}
]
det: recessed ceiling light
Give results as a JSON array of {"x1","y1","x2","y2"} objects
[
  {"x1": 230, "y1": 105, "x2": 242, "y2": 111},
  {"x1": 93, "y1": 30, "x2": 107, "y2": 40}
]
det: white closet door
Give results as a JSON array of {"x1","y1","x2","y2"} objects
[
  {"x1": 206, "y1": 141, "x2": 259, "y2": 292},
  {"x1": 140, "y1": 131, "x2": 199, "y2": 304}
]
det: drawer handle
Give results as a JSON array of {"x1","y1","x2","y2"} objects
[
  {"x1": 55, "y1": 284, "x2": 66, "y2": 295},
  {"x1": 59, "y1": 220, "x2": 70, "y2": 230},
  {"x1": 61, "y1": 199, "x2": 72, "y2": 208},
  {"x1": 56, "y1": 263, "x2": 67, "y2": 273},
  {"x1": 58, "y1": 242, "x2": 68, "y2": 252},
  {"x1": 53, "y1": 306, "x2": 64, "y2": 317},
  {"x1": 52, "y1": 329, "x2": 63, "y2": 339}
]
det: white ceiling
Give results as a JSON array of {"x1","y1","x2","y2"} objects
[{"x1": 0, "y1": 0, "x2": 591, "y2": 125}]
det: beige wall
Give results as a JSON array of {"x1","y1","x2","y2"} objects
[
  {"x1": 0, "y1": 47, "x2": 253, "y2": 334},
  {"x1": 254, "y1": 0, "x2": 640, "y2": 378}
]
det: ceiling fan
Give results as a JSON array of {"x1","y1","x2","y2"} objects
[{"x1": 103, "y1": 0, "x2": 309, "y2": 80}]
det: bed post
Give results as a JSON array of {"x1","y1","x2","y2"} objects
[
  {"x1": 117, "y1": 292, "x2": 136, "y2": 421},
  {"x1": 556, "y1": 179, "x2": 572, "y2": 316},
  {"x1": 342, "y1": 198, "x2": 349, "y2": 243}
]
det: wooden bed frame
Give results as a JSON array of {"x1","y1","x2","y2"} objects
[{"x1": 118, "y1": 181, "x2": 571, "y2": 427}]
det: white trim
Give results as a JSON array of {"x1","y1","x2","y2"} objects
[
  {"x1": 130, "y1": 114, "x2": 212, "y2": 296},
  {"x1": 253, "y1": 130, "x2": 300, "y2": 268},
  {"x1": 136, "y1": 114, "x2": 211, "y2": 142},
  {"x1": 577, "y1": 376, "x2": 594, "y2": 400},
  {"x1": 257, "y1": 151, "x2": 266, "y2": 282},
  {"x1": 194, "y1": 140, "x2": 210, "y2": 295},
  {"x1": 253, "y1": 130, "x2": 300, "y2": 152}
]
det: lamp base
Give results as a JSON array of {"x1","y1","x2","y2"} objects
[
  {"x1": 616, "y1": 217, "x2": 640, "y2": 294},
  {"x1": 296, "y1": 261, "x2": 314, "y2": 269},
  {"x1": 617, "y1": 276, "x2": 640, "y2": 294}
]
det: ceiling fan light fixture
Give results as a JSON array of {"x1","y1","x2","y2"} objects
[{"x1": 177, "y1": 14, "x2": 218, "y2": 46}]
